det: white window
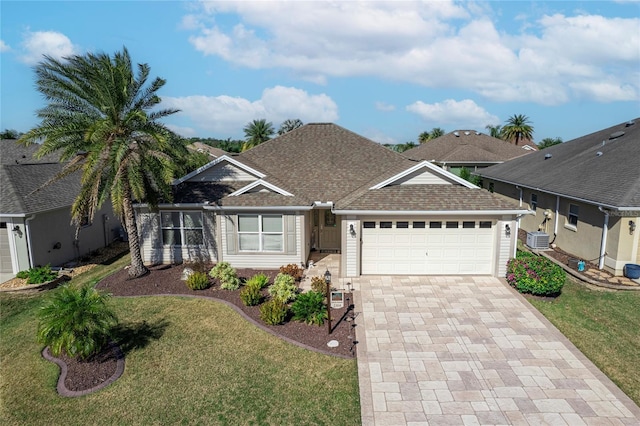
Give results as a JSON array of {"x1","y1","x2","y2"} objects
[
  {"x1": 238, "y1": 214, "x2": 283, "y2": 252},
  {"x1": 530, "y1": 193, "x2": 538, "y2": 211},
  {"x1": 567, "y1": 204, "x2": 579, "y2": 228},
  {"x1": 161, "y1": 211, "x2": 204, "y2": 246}
]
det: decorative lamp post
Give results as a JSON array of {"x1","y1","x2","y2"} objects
[{"x1": 324, "y1": 269, "x2": 332, "y2": 335}]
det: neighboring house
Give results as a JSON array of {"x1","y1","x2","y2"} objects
[
  {"x1": 135, "y1": 124, "x2": 529, "y2": 278},
  {"x1": 187, "y1": 142, "x2": 227, "y2": 158},
  {"x1": 0, "y1": 140, "x2": 120, "y2": 276},
  {"x1": 404, "y1": 130, "x2": 534, "y2": 176},
  {"x1": 478, "y1": 119, "x2": 640, "y2": 276}
]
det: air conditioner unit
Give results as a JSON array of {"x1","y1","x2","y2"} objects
[{"x1": 526, "y1": 231, "x2": 549, "y2": 250}]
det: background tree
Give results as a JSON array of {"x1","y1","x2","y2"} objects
[
  {"x1": 1, "y1": 129, "x2": 21, "y2": 139},
  {"x1": 277, "y1": 118, "x2": 303, "y2": 135},
  {"x1": 418, "y1": 127, "x2": 446, "y2": 144},
  {"x1": 502, "y1": 114, "x2": 534, "y2": 146},
  {"x1": 242, "y1": 119, "x2": 274, "y2": 151},
  {"x1": 537, "y1": 137, "x2": 563, "y2": 150},
  {"x1": 485, "y1": 124, "x2": 503, "y2": 139},
  {"x1": 388, "y1": 141, "x2": 417, "y2": 152},
  {"x1": 19, "y1": 47, "x2": 186, "y2": 278}
]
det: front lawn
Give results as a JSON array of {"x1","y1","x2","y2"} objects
[
  {"x1": 0, "y1": 255, "x2": 360, "y2": 425},
  {"x1": 528, "y1": 278, "x2": 640, "y2": 405}
]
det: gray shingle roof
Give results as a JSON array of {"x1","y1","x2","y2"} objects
[
  {"x1": 404, "y1": 131, "x2": 532, "y2": 163},
  {"x1": 478, "y1": 119, "x2": 640, "y2": 208}
]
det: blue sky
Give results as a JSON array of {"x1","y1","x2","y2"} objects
[{"x1": 1, "y1": 1, "x2": 639, "y2": 145}]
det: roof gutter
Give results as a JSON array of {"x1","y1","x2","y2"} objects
[
  {"x1": 204, "y1": 205, "x2": 313, "y2": 212},
  {"x1": 477, "y1": 176, "x2": 637, "y2": 211},
  {"x1": 332, "y1": 209, "x2": 532, "y2": 216}
]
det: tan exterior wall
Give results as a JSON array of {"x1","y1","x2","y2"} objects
[{"x1": 487, "y1": 178, "x2": 639, "y2": 276}]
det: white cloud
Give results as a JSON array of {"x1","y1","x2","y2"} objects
[
  {"x1": 166, "y1": 124, "x2": 198, "y2": 138},
  {"x1": 375, "y1": 102, "x2": 396, "y2": 112},
  {"x1": 162, "y1": 86, "x2": 338, "y2": 136},
  {"x1": 406, "y1": 99, "x2": 499, "y2": 129},
  {"x1": 19, "y1": 31, "x2": 77, "y2": 64},
  {"x1": 0, "y1": 40, "x2": 10, "y2": 52},
  {"x1": 185, "y1": 2, "x2": 639, "y2": 104},
  {"x1": 362, "y1": 128, "x2": 398, "y2": 145}
]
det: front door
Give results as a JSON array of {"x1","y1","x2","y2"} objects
[{"x1": 319, "y1": 210, "x2": 340, "y2": 250}]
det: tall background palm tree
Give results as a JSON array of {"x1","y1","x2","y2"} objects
[
  {"x1": 537, "y1": 137, "x2": 563, "y2": 150},
  {"x1": 418, "y1": 127, "x2": 446, "y2": 144},
  {"x1": 242, "y1": 119, "x2": 275, "y2": 151},
  {"x1": 501, "y1": 114, "x2": 534, "y2": 146},
  {"x1": 485, "y1": 124, "x2": 503, "y2": 139},
  {"x1": 277, "y1": 118, "x2": 303, "y2": 135},
  {"x1": 19, "y1": 47, "x2": 187, "y2": 278}
]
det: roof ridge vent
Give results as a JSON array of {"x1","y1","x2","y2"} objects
[
  {"x1": 464, "y1": 131, "x2": 470, "y2": 135},
  {"x1": 609, "y1": 131, "x2": 625, "y2": 139},
  {"x1": 453, "y1": 131, "x2": 460, "y2": 137},
  {"x1": 475, "y1": 131, "x2": 480, "y2": 135},
  {"x1": 596, "y1": 151, "x2": 603, "y2": 157},
  {"x1": 625, "y1": 120, "x2": 635, "y2": 127},
  {"x1": 544, "y1": 153, "x2": 552, "y2": 160}
]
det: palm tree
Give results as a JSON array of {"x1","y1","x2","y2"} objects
[
  {"x1": 537, "y1": 137, "x2": 563, "y2": 150},
  {"x1": 19, "y1": 47, "x2": 186, "y2": 278},
  {"x1": 277, "y1": 118, "x2": 303, "y2": 135},
  {"x1": 37, "y1": 283, "x2": 118, "y2": 360},
  {"x1": 418, "y1": 127, "x2": 446, "y2": 144},
  {"x1": 501, "y1": 114, "x2": 534, "y2": 146},
  {"x1": 242, "y1": 119, "x2": 275, "y2": 151},
  {"x1": 485, "y1": 124, "x2": 503, "y2": 139}
]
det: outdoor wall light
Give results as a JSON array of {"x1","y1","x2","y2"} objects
[
  {"x1": 505, "y1": 224, "x2": 511, "y2": 237},
  {"x1": 349, "y1": 223, "x2": 356, "y2": 237},
  {"x1": 53, "y1": 242, "x2": 62, "y2": 250},
  {"x1": 630, "y1": 220, "x2": 636, "y2": 234}
]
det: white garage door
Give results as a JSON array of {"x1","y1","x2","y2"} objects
[{"x1": 361, "y1": 219, "x2": 495, "y2": 275}]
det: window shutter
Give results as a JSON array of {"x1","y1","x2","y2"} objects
[
  {"x1": 284, "y1": 214, "x2": 297, "y2": 255},
  {"x1": 225, "y1": 215, "x2": 237, "y2": 255}
]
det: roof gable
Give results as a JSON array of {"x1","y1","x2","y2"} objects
[
  {"x1": 174, "y1": 155, "x2": 265, "y2": 185},
  {"x1": 229, "y1": 179, "x2": 293, "y2": 197},
  {"x1": 370, "y1": 161, "x2": 476, "y2": 189}
]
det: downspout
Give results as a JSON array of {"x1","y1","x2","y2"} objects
[
  {"x1": 554, "y1": 196, "x2": 560, "y2": 235},
  {"x1": 514, "y1": 186, "x2": 523, "y2": 258},
  {"x1": 598, "y1": 207, "x2": 609, "y2": 270},
  {"x1": 25, "y1": 214, "x2": 36, "y2": 268}
]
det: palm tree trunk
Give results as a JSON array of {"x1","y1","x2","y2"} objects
[{"x1": 122, "y1": 192, "x2": 149, "y2": 279}]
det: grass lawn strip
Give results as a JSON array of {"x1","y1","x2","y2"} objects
[
  {"x1": 528, "y1": 277, "x2": 640, "y2": 406},
  {"x1": 0, "y1": 255, "x2": 360, "y2": 425}
]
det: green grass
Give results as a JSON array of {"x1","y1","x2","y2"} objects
[
  {"x1": 0, "y1": 254, "x2": 360, "y2": 425},
  {"x1": 528, "y1": 278, "x2": 640, "y2": 405}
]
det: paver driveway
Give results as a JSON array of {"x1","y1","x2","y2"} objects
[{"x1": 353, "y1": 276, "x2": 640, "y2": 425}]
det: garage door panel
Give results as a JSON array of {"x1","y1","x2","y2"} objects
[{"x1": 361, "y1": 219, "x2": 495, "y2": 275}]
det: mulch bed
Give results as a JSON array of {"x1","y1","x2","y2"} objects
[{"x1": 48, "y1": 264, "x2": 358, "y2": 394}]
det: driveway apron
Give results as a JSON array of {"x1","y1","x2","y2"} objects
[{"x1": 353, "y1": 276, "x2": 640, "y2": 425}]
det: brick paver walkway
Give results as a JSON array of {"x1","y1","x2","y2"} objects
[{"x1": 353, "y1": 276, "x2": 640, "y2": 425}]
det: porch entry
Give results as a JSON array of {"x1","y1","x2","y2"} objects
[{"x1": 314, "y1": 209, "x2": 341, "y2": 252}]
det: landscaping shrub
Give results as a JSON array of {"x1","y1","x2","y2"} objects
[
  {"x1": 245, "y1": 273, "x2": 270, "y2": 289},
  {"x1": 209, "y1": 262, "x2": 240, "y2": 290},
  {"x1": 310, "y1": 276, "x2": 328, "y2": 294},
  {"x1": 185, "y1": 271, "x2": 210, "y2": 290},
  {"x1": 506, "y1": 251, "x2": 566, "y2": 296},
  {"x1": 240, "y1": 281, "x2": 263, "y2": 306},
  {"x1": 268, "y1": 273, "x2": 298, "y2": 302},
  {"x1": 16, "y1": 265, "x2": 58, "y2": 284},
  {"x1": 291, "y1": 291, "x2": 328, "y2": 326},
  {"x1": 37, "y1": 283, "x2": 118, "y2": 360},
  {"x1": 259, "y1": 298, "x2": 288, "y2": 325},
  {"x1": 279, "y1": 263, "x2": 304, "y2": 281}
]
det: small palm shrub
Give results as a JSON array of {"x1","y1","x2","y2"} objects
[
  {"x1": 17, "y1": 264, "x2": 58, "y2": 284},
  {"x1": 291, "y1": 291, "x2": 328, "y2": 326},
  {"x1": 506, "y1": 251, "x2": 566, "y2": 296},
  {"x1": 260, "y1": 298, "x2": 288, "y2": 325},
  {"x1": 279, "y1": 264, "x2": 304, "y2": 281},
  {"x1": 209, "y1": 262, "x2": 240, "y2": 290},
  {"x1": 245, "y1": 273, "x2": 270, "y2": 289},
  {"x1": 240, "y1": 281, "x2": 263, "y2": 306},
  {"x1": 185, "y1": 271, "x2": 210, "y2": 290},
  {"x1": 268, "y1": 273, "x2": 298, "y2": 302},
  {"x1": 310, "y1": 276, "x2": 328, "y2": 294},
  {"x1": 37, "y1": 284, "x2": 118, "y2": 360}
]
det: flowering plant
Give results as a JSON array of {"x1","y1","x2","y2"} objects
[{"x1": 506, "y1": 251, "x2": 565, "y2": 296}]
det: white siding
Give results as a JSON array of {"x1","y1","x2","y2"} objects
[
  {"x1": 496, "y1": 220, "x2": 513, "y2": 277},
  {"x1": 396, "y1": 169, "x2": 452, "y2": 185},
  {"x1": 221, "y1": 213, "x2": 303, "y2": 269},
  {"x1": 187, "y1": 162, "x2": 257, "y2": 182}
]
